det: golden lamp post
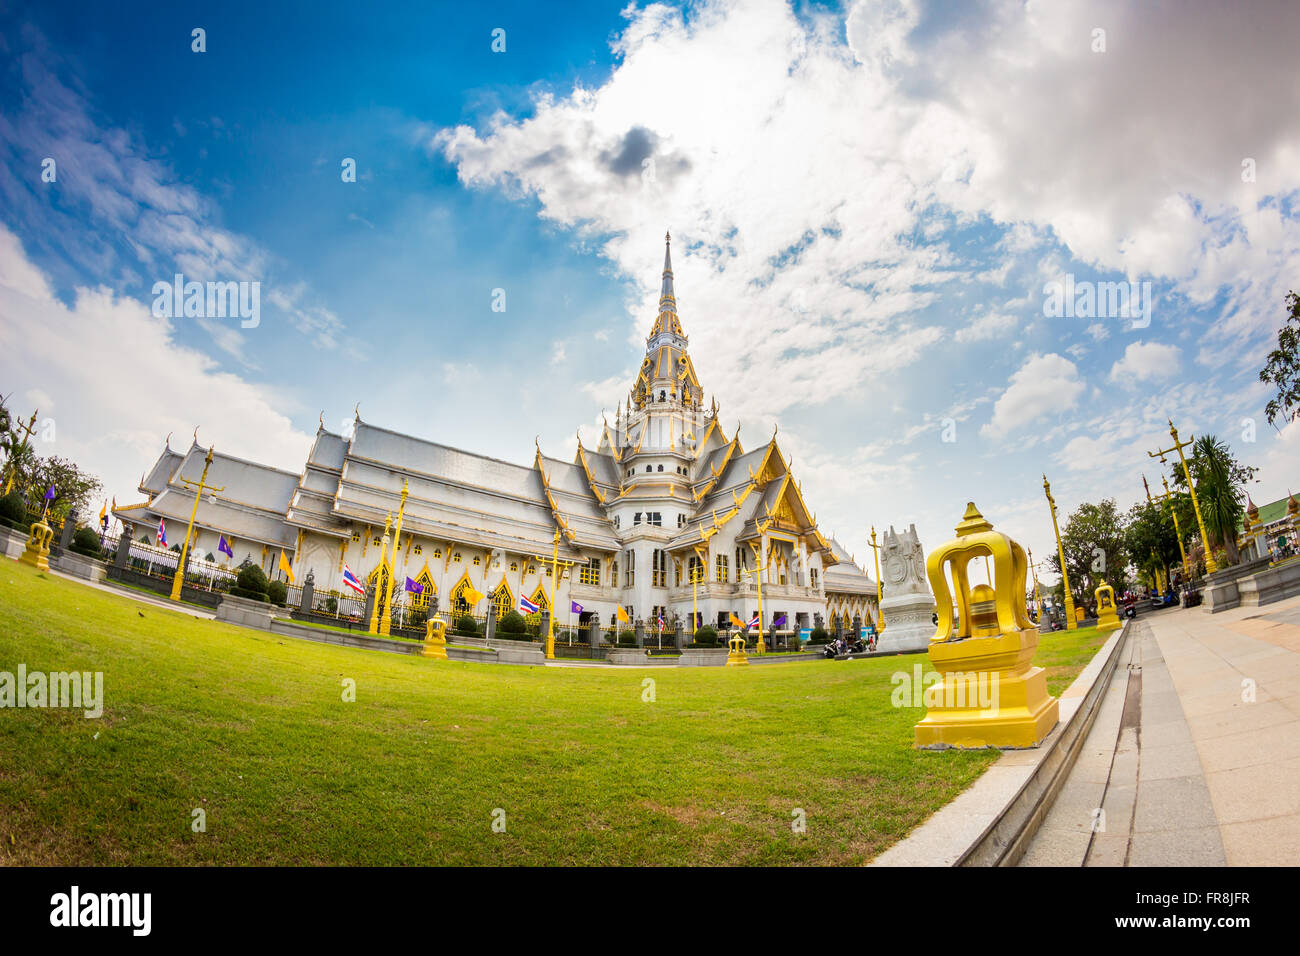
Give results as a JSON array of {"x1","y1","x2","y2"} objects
[
  {"x1": 1141, "y1": 475, "x2": 1172, "y2": 592},
  {"x1": 1148, "y1": 419, "x2": 1216, "y2": 575},
  {"x1": 378, "y1": 479, "x2": 410, "y2": 637},
  {"x1": 1147, "y1": 473, "x2": 1192, "y2": 585},
  {"x1": 170, "y1": 446, "x2": 225, "y2": 602},
  {"x1": 1027, "y1": 547, "x2": 1044, "y2": 619},
  {"x1": 368, "y1": 512, "x2": 392, "y2": 635},
  {"x1": 532, "y1": 529, "x2": 576, "y2": 660},
  {"x1": 3, "y1": 409, "x2": 38, "y2": 496},
  {"x1": 742, "y1": 541, "x2": 772, "y2": 655},
  {"x1": 1042, "y1": 475, "x2": 1077, "y2": 631},
  {"x1": 868, "y1": 525, "x2": 885, "y2": 631}
]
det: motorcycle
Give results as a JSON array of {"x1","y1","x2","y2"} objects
[{"x1": 822, "y1": 638, "x2": 841, "y2": 659}]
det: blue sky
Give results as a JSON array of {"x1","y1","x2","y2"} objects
[{"x1": 2, "y1": 0, "x2": 1299, "y2": 580}]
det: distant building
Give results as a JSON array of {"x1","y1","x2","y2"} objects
[{"x1": 116, "y1": 235, "x2": 877, "y2": 632}]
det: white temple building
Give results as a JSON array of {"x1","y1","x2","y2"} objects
[{"x1": 115, "y1": 235, "x2": 879, "y2": 633}]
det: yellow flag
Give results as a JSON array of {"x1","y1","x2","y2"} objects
[
  {"x1": 729, "y1": 612, "x2": 744, "y2": 628},
  {"x1": 616, "y1": 605, "x2": 629, "y2": 623},
  {"x1": 278, "y1": 549, "x2": 295, "y2": 584},
  {"x1": 463, "y1": 585, "x2": 485, "y2": 605}
]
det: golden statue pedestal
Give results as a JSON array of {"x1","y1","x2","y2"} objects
[
  {"x1": 914, "y1": 503, "x2": 1060, "y2": 750},
  {"x1": 914, "y1": 627, "x2": 1059, "y2": 749},
  {"x1": 1095, "y1": 581, "x2": 1122, "y2": 633},
  {"x1": 19, "y1": 518, "x2": 53, "y2": 571},
  {"x1": 421, "y1": 617, "x2": 448, "y2": 660},
  {"x1": 726, "y1": 631, "x2": 749, "y2": 666}
]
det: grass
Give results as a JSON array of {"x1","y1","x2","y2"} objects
[{"x1": 0, "y1": 562, "x2": 1105, "y2": 865}]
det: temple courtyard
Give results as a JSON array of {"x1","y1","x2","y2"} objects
[{"x1": 0, "y1": 560, "x2": 1105, "y2": 866}]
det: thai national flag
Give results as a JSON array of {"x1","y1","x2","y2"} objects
[
  {"x1": 218, "y1": 535, "x2": 234, "y2": 558},
  {"x1": 342, "y1": 564, "x2": 365, "y2": 595},
  {"x1": 156, "y1": 517, "x2": 167, "y2": 547},
  {"x1": 519, "y1": 595, "x2": 540, "y2": 614},
  {"x1": 657, "y1": 614, "x2": 665, "y2": 633},
  {"x1": 747, "y1": 612, "x2": 760, "y2": 628}
]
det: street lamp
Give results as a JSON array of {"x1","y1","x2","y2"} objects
[
  {"x1": 1043, "y1": 475, "x2": 1077, "y2": 631},
  {"x1": 1148, "y1": 419, "x2": 1217, "y2": 575},
  {"x1": 171, "y1": 446, "x2": 225, "y2": 602}
]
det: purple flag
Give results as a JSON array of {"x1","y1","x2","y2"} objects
[
  {"x1": 570, "y1": 600, "x2": 583, "y2": 614},
  {"x1": 405, "y1": 576, "x2": 423, "y2": 595}
]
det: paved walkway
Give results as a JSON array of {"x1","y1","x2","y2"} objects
[{"x1": 1022, "y1": 597, "x2": 1300, "y2": 866}]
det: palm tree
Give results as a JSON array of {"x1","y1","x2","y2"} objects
[{"x1": 1191, "y1": 434, "x2": 1244, "y2": 565}]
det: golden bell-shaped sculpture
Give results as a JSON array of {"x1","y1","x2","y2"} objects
[
  {"x1": 19, "y1": 517, "x2": 54, "y2": 571},
  {"x1": 726, "y1": 630, "x2": 749, "y2": 666},
  {"x1": 914, "y1": 503, "x2": 1059, "y2": 749},
  {"x1": 421, "y1": 615, "x2": 449, "y2": 660},
  {"x1": 1094, "y1": 581, "x2": 1122, "y2": 633}
]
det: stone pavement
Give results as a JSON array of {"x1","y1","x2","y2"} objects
[{"x1": 1022, "y1": 597, "x2": 1300, "y2": 866}]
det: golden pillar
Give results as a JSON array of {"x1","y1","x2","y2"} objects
[
  {"x1": 868, "y1": 526, "x2": 884, "y2": 631},
  {"x1": 170, "y1": 446, "x2": 224, "y2": 602},
  {"x1": 1043, "y1": 475, "x2": 1077, "y2": 631},
  {"x1": 379, "y1": 479, "x2": 410, "y2": 636},
  {"x1": 368, "y1": 512, "x2": 392, "y2": 635},
  {"x1": 1149, "y1": 420, "x2": 1217, "y2": 575}
]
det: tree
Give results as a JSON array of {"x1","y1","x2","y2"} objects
[
  {"x1": 1168, "y1": 434, "x2": 1256, "y2": 566},
  {"x1": 21, "y1": 455, "x2": 102, "y2": 519},
  {"x1": 1259, "y1": 291, "x2": 1300, "y2": 425},
  {"x1": 1047, "y1": 498, "x2": 1129, "y2": 599}
]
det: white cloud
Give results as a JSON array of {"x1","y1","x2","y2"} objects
[
  {"x1": 1109, "y1": 341, "x2": 1181, "y2": 384},
  {"x1": 954, "y1": 310, "x2": 1016, "y2": 343},
  {"x1": 981, "y1": 353, "x2": 1085, "y2": 439},
  {"x1": 0, "y1": 227, "x2": 313, "y2": 503}
]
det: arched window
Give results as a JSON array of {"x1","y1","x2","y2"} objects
[
  {"x1": 451, "y1": 575, "x2": 478, "y2": 618},
  {"x1": 411, "y1": 568, "x2": 435, "y2": 611},
  {"x1": 492, "y1": 582, "x2": 513, "y2": 621},
  {"x1": 657, "y1": 464, "x2": 663, "y2": 472},
  {"x1": 526, "y1": 585, "x2": 549, "y2": 626},
  {"x1": 645, "y1": 465, "x2": 652, "y2": 473},
  {"x1": 659, "y1": 390, "x2": 666, "y2": 402}
]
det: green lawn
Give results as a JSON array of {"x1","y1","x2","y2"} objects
[{"x1": 0, "y1": 562, "x2": 1103, "y2": 865}]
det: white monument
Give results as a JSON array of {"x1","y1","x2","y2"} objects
[{"x1": 876, "y1": 524, "x2": 935, "y2": 654}]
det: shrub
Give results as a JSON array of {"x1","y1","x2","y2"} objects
[
  {"x1": 0, "y1": 491, "x2": 27, "y2": 528},
  {"x1": 323, "y1": 595, "x2": 338, "y2": 614},
  {"x1": 691, "y1": 625, "x2": 719, "y2": 647},
  {"x1": 230, "y1": 564, "x2": 270, "y2": 601},
  {"x1": 617, "y1": 629, "x2": 637, "y2": 646},
  {"x1": 809, "y1": 626, "x2": 830, "y2": 645},
  {"x1": 69, "y1": 527, "x2": 103, "y2": 559},
  {"x1": 525, "y1": 620, "x2": 541, "y2": 638},
  {"x1": 266, "y1": 580, "x2": 288, "y2": 607},
  {"x1": 453, "y1": 614, "x2": 479, "y2": 636},
  {"x1": 787, "y1": 633, "x2": 802, "y2": 652},
  {"x1": 498, "y1": 610, "x2": 526, "y2": 634}
]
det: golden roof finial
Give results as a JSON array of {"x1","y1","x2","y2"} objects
[{"x1": 955, "y1": 502, "x2": 993, "y2": 537}]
